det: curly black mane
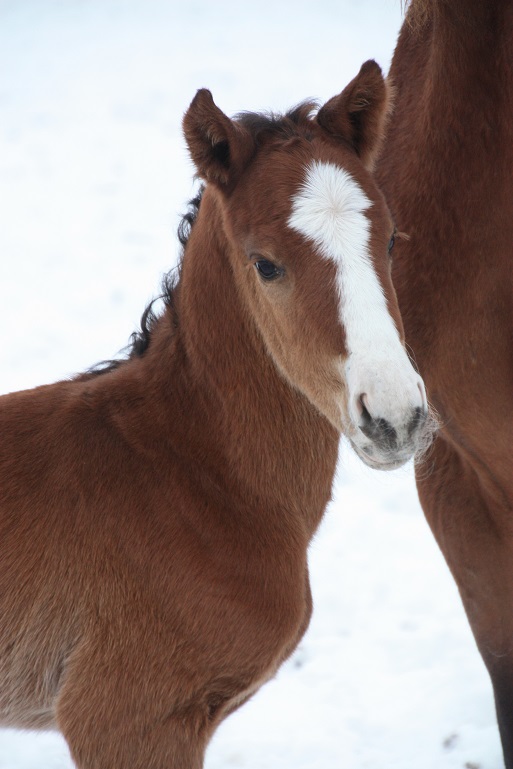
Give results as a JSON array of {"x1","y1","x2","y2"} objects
[
  {"x1": 81, "y1": 189, "x2": 203, "y2": 378},
  {"x1": 124, "y1": 186, "x2": 204, "y2": 360},
  {"x1": 80, "y1": 100, "x2": 319, "y2": 379}
]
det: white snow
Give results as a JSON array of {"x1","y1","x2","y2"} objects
[{"x1": 0, "y1": 1, "x2": 503, "y2": 767}]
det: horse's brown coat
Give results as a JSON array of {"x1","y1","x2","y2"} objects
[
  {"x1": 0, "y1": 62, "x2": 426, "y2": 768},
  {"x1": 377, "y1": 1, "x2": 513, "y2": 764}
]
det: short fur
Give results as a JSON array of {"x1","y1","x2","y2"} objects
[
  {"x1": 0, "y1": 62, "x2": 426, "y2": 768},
  {"x1": 376, "y1": 2, "x2": 513, "y2": 765}
]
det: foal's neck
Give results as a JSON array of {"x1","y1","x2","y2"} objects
[{"x1": 153, "y1": 188, "x2": 338, "y2": 537}]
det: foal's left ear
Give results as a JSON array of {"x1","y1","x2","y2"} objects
[
  {"x1": 317, "y1": 60, "x2": 391, "y2": 170},
  {"x1": 183, "y1": 89, "x2": 252, "y2": 187}
]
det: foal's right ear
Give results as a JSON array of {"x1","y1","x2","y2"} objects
[
  {"x1": 317, "y1": 60, "x2": 391, "y2": 170},
  {"x1": 183, "y1": 89, "x2": 252, "y2": 188}
]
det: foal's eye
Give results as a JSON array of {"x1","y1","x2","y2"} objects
[
  {"x1": 387, "y1": 230, "x2": 396, "y2": 256},
  {"x1": 254, "y1": 259, "x2": 284, "y2": 281}
]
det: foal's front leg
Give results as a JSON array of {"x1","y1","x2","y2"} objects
[
  {"x1": 60, "y1": 708, "x2": 209, "y2": 769},
  {"x1": 56, "y1": 640, "x2": 212, "y2": 769}
]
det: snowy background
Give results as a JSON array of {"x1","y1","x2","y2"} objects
[{"x1": 0, "y1": 1, "x2": 504, "y2": 767}]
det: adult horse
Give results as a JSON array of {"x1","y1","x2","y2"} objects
[
  {"x1": 376, "y1": 1, "x2": 513, "y2": 764},
  {"x1": 0, "y1": 62, "x2": 430, "y2": 768}
]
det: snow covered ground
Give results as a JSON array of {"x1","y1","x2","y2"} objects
[{"x1": 0, "y1": 1, "x2": 504, "y2": 767}]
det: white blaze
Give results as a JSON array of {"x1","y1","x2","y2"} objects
[{"x1": 288, "y1": 160, "x2": 423, "y2": 428}]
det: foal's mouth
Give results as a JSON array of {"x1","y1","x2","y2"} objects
[{"x1": 349, "y1": 440, "x2": 414, "y2": 471}]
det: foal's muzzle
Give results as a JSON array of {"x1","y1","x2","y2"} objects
[
  {"x1": 348, "y1": 376, "x2": 432, "y2": 470},
  {"x1": 352, "y1": 397, "x2": 429, "y2": 469}
]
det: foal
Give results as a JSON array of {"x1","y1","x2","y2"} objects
[{"x1": 0, "y1": 61, "x2": 428, "y2": 768}]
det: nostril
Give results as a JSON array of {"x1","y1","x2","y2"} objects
[
  {"x1": 408, "y1": 406, "x2": 427, "y2": 437},
  {"x1": 417, "y1": 381, "x2": 428, "y2": 414},
  {"x1": 357, "y1": 396, "x2": 398, "y2": 451},
  {"x1": 358, "y1": 394, "x2": 372, "y2": 426}
]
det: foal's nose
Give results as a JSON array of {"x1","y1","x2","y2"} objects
[
  {"x1": 345, "y1": 350, "x2": 430, "y2": 468},
  {"x1": 357, "y1": 392, "x2": 427, "y2": 452}
]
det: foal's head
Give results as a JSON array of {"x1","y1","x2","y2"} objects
[{"x1": 183, "y1": 61, "x2": 430, "y2": 470}]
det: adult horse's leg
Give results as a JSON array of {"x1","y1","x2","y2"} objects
[
  {"x1": 494, "y1": 678, "x2": 513, "y2": 769},
  {"x1": 418, "y1": 438, "x2": 513, "y2": 766}
]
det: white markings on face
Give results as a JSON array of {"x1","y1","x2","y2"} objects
[
  {"x1": 288, "y1": 160, "x2": 401, "y2": 358},
  {"x1": 288, "y1": 160, "x2": 425, "y2": 435}
]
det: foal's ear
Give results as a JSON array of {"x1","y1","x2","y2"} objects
[
  {"x1": 317, "y1": 60, "x2": 391, "y2": 170},
  {"x1": 183, "y1": 89, "x2": 251, "y2": 187}
]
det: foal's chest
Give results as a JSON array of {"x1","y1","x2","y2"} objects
[
  {"x1": 190, "y1": 558, "x2": 313, "y2": 722},
  {"x1": 154, "y1": 534, "x2": 312, "y2": 713}
]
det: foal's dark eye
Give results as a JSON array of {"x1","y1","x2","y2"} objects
[
  {"x1": 388, "y1": 230, "x2": 396, "y2": 256},
  {"x1": 254, "y1": 259, "x2": 284, "y2": 281}
]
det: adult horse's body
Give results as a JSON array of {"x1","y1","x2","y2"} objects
[
  {"x1": 376, "y1": 2, "x2": 513, "y2": 764},
  {"x1": 0, "y1": 63, "x2": 429, "y2": 768}
]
